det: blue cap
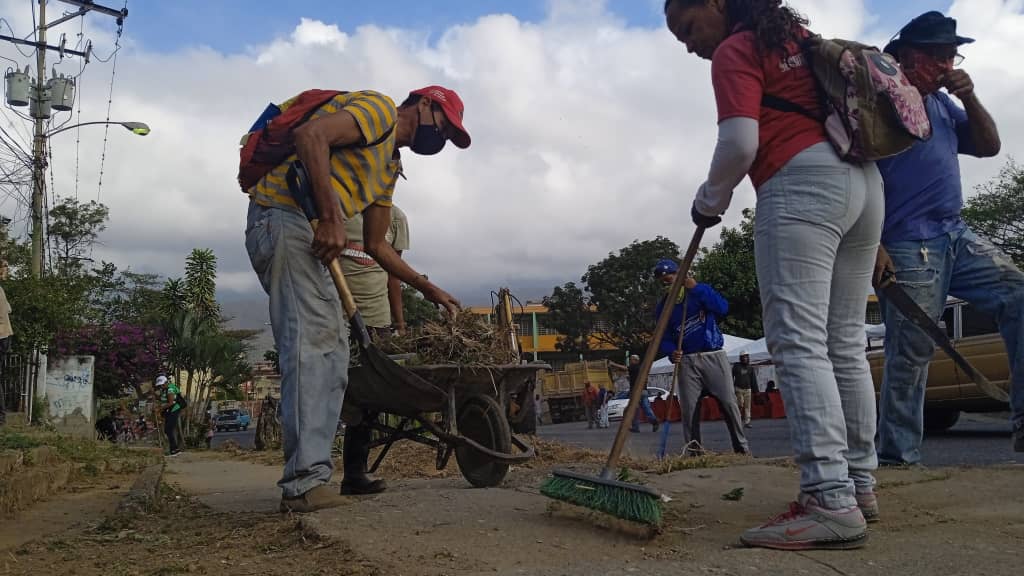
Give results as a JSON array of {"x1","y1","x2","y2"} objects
[{"x1": 653, "y1": 258, "x2": 679, "y2": 277}]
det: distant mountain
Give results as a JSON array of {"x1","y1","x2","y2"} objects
[{"x1": 221, "y1": 297, "x2": 273, "y2": 363}]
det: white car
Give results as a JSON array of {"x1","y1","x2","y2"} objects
[{"x1": 606, "y1": 387, "x2": 669, "y2": 421}]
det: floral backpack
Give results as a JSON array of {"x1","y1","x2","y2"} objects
[{"x1": 763, "y1": 36, "x2": 932, "y2": 163}]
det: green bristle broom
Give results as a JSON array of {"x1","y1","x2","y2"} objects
[{"x1": 540, "y1": 226, "x2": 706, "y2": 527}]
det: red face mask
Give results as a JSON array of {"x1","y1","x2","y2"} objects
[{"x1": 902, "y1": 50, "x2": 949, "y2": 95}]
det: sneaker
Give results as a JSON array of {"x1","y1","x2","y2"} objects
[
  {"x1": 740, "y1": 495, "x2": 867, "y2": 551},
  {"x1": 855, "y1": 491, "x2": 879, "y2": 523},
  {"x1": 280, "y1": 484, "x2": 350, "y2": 513},
  {"x1": 168, "y1": 449, "x2": 182, "y2": 457}
]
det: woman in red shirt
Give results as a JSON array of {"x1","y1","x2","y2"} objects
[{"x1": 665, "y1": 0, "x2": 883, "y2": 551}]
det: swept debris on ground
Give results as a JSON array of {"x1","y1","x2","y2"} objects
[
  {"x1": 212, "y1": 435, "x2": 761, "y2": 481},
  {"x1": 2, "y1": 486, "x2": 382, "y2": 576}
]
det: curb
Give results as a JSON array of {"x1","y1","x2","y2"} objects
[{"x1": 116, "y1": 460, "x2": 165, "y2": 517}]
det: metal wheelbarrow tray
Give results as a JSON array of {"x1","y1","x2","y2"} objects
[{"x1": 346, "y1": 362, "x2": 549, "y2": 488}]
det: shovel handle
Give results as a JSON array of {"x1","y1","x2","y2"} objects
[{"x1": 287, "y1": 161, "x2": 373, "y2": 348}]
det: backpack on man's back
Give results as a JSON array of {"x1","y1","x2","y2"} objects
[{"x1": 237, "y1": 89, "x2": 344, "y2": 193}]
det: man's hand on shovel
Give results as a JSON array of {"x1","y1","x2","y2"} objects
[{"x1": 311, "y1": 217, "x2": 347, "y2": 265}]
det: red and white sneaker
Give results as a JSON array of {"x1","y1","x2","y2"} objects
[{"x1": 740, "y1": 495, "x2": 868, "y2": 551}]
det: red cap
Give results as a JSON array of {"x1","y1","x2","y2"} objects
[{"x1": 409, "y1": 85, "x2": 471, "y2": 149}]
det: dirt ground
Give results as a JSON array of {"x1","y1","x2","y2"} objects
[
  {"x1": 1, "y1": 485, "x2": 381, "y2": 576},
  {"x1": 4, "y1": 438, "x2": 1023, "y2": 576}
]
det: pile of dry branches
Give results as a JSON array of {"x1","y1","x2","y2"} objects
[{"x1": 376, "y1": 311, "x2": 515, "y2": 366}]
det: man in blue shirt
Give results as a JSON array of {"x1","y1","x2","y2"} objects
[
  {"x1": 654, "y1": 259, "x2": 749, "y2": 455},
  {"x1": 875, "y1": 11, "x2": 1023, "y2": 463}
]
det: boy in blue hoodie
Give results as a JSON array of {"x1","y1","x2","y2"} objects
[{"x1": 654, "y1": 259, "x2": 749, "y2": 455}]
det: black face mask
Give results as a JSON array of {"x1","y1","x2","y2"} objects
[{"x1": 411, "y1": 107, "x2": 447, "y2": 156}]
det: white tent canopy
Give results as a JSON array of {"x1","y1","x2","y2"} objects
[{"x1": 727, "y1": 338, "x2": 770, "y2": 364}]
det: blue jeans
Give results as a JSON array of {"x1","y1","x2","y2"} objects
[
  {"x1": 878, "y1": 227, "x2": 1024, "y2": 465},
  {"x1": 631, "y1": 394, "x2": 657, "y2": 430},
  {"x1": 755, "y1": 142, "x2": 882, "y2": 509},
  {"x1": 245, "y1": 202, "x2": 350, "y2": 498}
]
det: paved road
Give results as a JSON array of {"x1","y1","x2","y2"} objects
[
  {"x1": 210, "y1": 427, "x2": 256, "y2": 450},
  {"x1": 539, "y1": 413, "x2": 1024, "y2": 466}
]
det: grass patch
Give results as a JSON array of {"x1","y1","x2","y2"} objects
[
  {"x1": 0, "y1": 428, "x2": 157, "y2": 476},
  {"x1": 0, "y1": 430, "x2": 44, "y2": 451}
]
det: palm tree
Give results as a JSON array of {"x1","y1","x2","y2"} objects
[{"x1": 185, "y1": 249, "x2": 220, "y2": 322}]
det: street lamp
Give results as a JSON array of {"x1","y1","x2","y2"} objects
[
  {"x1": 46, "y1": 120, "x2": 151, "y2": 138},
  {"x1": 27, "y1": 119, "x2": 151, "y2": 277}
]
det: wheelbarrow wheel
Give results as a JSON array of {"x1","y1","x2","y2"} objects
[{"x1": 455, "y1": 394, "x2": 512, "y2": 488}]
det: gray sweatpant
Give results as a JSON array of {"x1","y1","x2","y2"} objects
[{"x1": 678, "y1": 349, "x2": 749, "y2": 454}]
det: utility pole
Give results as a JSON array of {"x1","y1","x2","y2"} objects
[
  {"x1": 30, "y1": 0, "x2": 48, "y2": 278},
  {"x1": 0, "y1": 0, "x2": 128, "y2": 278}
]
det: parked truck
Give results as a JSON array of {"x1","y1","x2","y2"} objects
[{"x1": 541, "y1": 359, "x2": 621, "y2": 424}]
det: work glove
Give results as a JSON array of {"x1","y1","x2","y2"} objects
[{"x1": 691, "y1": 202, "x2": 722, "y2": 228}]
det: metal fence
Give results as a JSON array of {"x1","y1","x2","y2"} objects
[{"x1": 0, "y1": 352, "x2": 41, "y2": 420}]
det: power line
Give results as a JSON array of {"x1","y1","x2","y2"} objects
[
  {"x1": 0, "y1": 18, "x2": 35, "y2": 58},
  {"x1": 95, "y1": 1, "x2": 127, "y2": 203}
]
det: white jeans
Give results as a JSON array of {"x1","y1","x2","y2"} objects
[{"x1": 754, "y1": 142, "x2": 882, "y2": 509}]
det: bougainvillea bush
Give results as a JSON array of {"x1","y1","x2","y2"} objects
[{"x1": 53, "y1": 323, "x2": 171, "y2": 399}]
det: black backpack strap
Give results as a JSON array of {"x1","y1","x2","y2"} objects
[{"x1": 761, "y1": 93, "x2": 821, "y2": 121}]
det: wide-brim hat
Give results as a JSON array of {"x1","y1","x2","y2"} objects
[
  {"x1": 884, "y1": 11, "x2": 974, "y2": 56},
  {"x1": 409, "y1": 85, "x2": 471, "y2": 149}
]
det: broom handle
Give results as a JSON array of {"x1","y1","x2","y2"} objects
[
  {"x1": 600, "y1": 226, "x2": 705, "y2": 479},
  {"x1": 667, "y1": 293, "x2": 688, "y2": 417},
  {"x1": 656, "y1": 291, "x2": 687, "y2": 459}
]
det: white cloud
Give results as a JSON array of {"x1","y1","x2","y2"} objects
[{"x1": 1, "y1": 0, "x2": 1021, "y2": 308}]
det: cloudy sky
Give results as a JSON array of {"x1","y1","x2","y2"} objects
[{"x1": 1, "y1": 0, "x2": 1022, "y2": 315}]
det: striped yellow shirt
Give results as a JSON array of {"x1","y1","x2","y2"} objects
[{"x1": 248, "y1": 90, "x2": 402, "y2": 217}]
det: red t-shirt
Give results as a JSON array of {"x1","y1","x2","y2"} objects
[{"x1": 711, "y1": 30, "x2": 827, "y2": 189}]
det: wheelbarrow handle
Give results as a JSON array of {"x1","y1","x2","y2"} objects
[{"x1": 286, "y1": 161, "x2": 373, "y2": 350}]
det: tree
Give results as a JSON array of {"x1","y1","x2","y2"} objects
[
  {"x1": 692, "y1": 208, "x2": 762, "y2": 339},
  {"x1": 0, "y1": 215, "x2": 30, "y2": 273},
  {"x1": 401, "y1": 284, "x2": 440, "y2": 328},
  {"x1": 263, "y1": 348, "x2": 280, "y2": 373},
  {"x1": 582, "y1": 236, "x2": 681, "y2": 354},
  {"x1": 541, "y1": 282, "x2": 593, "y2": 355},
  {"x1": 962, "y1": 159, "x2": 1024, "y2": 267},
  {"x1": 184, "y1": 248, "x2": 220, "y2": 321},
  {"x1": 48, "y1": 198, "x2": 108, "y2": 277},
  {"x1": 4, "y1": 276, "x2": 90, "y2": 354},
  {"x1": 160, "y1": 277, "x2": 187, "y2": 319}
]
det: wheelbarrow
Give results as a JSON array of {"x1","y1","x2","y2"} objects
[{"x1": 345, "y1": 362, "x2": 547, "y2": 488}]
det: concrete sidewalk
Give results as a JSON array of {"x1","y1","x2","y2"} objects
[{"x1": 168, "y1": 452, "x2": 1024, "y2": 576}]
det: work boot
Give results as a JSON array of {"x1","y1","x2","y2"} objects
[
  {"x1": 280, "y1": 484, "x2": 349, "y2": 513},
  {"x1": 740, "y1": 494, "x2": 867, "y2": 551},
  {"x1": 855, "y1": 490, "x2": 879, "y2": 523},
  {"x1": 340, "y1": 424, "x2": 387, "y2": 495}
]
